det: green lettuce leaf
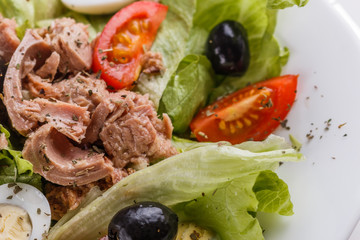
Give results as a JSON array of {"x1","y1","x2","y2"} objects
[
  {"x1": 187, "y1": 0, "x2": 285, "y2": 102},
  {"x1": 0, "y1": 125, "x2": 11, "y2": 143},
  {"x1": 0, "y1": 155, "x2": 16, "y2": 183},
  {"x1": 15, "y1": 19, "x2": 31, "y2": 40},
  {"x1": 173, "y1": 175, "x2": 264, "y2": 240},
  {"x1": 158, "y1": 55, "x2": 215, "y2": 133},
  {"x1": 32, "y1": 0, "x2": 66, "y2": 21},
  {"x1": 0, "y1": 0, "x2": 66, "y2": 38},
  {"x1": 267, "y1": 0, "x2": 309, "y2": 9},
  {"x1": 0, "y1": 0, "x2": 35, "y2": 27},
  {"x1": 253, "y1": 170, "x2": 293, "y2": 215},
  {"x1": 170, "y1": 135, "x2": 296, "y2": 239},
  {"x1": 0, "y1": 0, "x2": 109, "y2": 40},
  {"x1": 47, "y1": 136, "x2": 303, "y2": 240},
  {"x1": 0, "y1": 125, "x2": 42, "y2": 189},
  {"x1": 173, "y1": 170, "x2": 293, "y2": 240},
  {"x1": 153, "y1": 0, "x2": 308, "y2": 118},
  {"x1": 135, "y1": 0, "x2": 196, "y2": 108}
]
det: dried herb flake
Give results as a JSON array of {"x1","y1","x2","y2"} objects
[{"x1": 72, "y1": 115, "x2": 79, "y2": 121}]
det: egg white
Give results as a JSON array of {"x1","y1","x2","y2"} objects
[
  {"x1": 61, "y1": 0, "x2": 135, "y2": 15},
  {"x1": 0, "y1": 183, "x2": 51, "y2": 240}
]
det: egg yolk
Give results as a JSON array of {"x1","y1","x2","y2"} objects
[{"x1": 0, "y1": 204, "x2": 32, "y2": 240}]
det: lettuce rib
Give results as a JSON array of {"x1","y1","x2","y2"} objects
[{"x1": 135, "y1": 0, "x2": 196, "y2": 109}]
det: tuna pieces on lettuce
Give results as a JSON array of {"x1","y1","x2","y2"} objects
[{"x1": 2, "y1": 17, "x2": 177, "y2": 219}]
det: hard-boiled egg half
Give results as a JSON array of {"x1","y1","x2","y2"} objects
[
  {"x1": 61, "y1": 0, "x2": 136, "y2": 15},
  {"x1": 0, "y1": 183, "x2": 51, "y2": 240}
]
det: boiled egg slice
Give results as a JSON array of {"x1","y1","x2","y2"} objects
[
  {"x1": 0, "y1": 204, "x2": 32, "y2": 240},
  {"x1": 0, "y1": 183, "x2": 51, "y2": 240},
  {"x1": 61, "y1": 0, "x2": 136, "y2": 15}
]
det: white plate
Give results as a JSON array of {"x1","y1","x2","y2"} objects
[{"x1": 259, "y1": 0, "x2": 360, "y2": 239}]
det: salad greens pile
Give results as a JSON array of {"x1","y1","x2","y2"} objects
[
  {"x1": 0, "y1": 125, "x2": 42, "y2": 189},
  {"x1": 138, "y1": 0, "x2": 307, "y2": 133},
  {"x1": 48, "y1": 135, "x2": 303, "y2": 240},
  {"x1": 0, "y1": 0, "x2": 111, "y2": 39},
  {"x1": 0, "y1": 0, "x2": 308, "y2": 239}
]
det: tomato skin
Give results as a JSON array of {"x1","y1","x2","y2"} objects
[
  {"x1": 92, "y1": 1, "x2": 168, "y2": 90},
  {"x1": 190, "y1": 75, "x2": 298, "y2": 144}
]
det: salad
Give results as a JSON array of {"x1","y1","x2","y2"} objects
[{"x1": 0, "y1": 0, "x2": 308, "y2": 239}]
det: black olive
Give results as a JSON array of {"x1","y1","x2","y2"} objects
[
  {"x1": 108, "y1": 202, "x2": 178, "y2": 240},
  {"x1": 206, "y1": 20, "x2": 250, "y2": 76},
  {"x1": 0, "y1": 59, "x2": 7, "y2": 93}
]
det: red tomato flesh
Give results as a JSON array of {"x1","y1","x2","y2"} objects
[
  {"x1": 92, "y1": 1, "x2": 168, "y2": 90},
  {"x1": 190, "y1": 75, "x2": 298, "y2": 144}
]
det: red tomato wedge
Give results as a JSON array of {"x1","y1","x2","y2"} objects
[
  {"x1": 190, "y1": 75, "x2": 298, "y2": 144},
  {"x1": 92, "y1": 1, "x2": 168, "y2": 90}
]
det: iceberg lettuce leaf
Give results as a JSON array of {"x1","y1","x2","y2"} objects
[
  {"x1": 47, "y1": 136, "x2": 303, "y2": 240},
  {"x1": 172, "y1": 134, "x2": 292, "y2": 153}
]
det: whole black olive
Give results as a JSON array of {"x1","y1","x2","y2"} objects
[
  {"x1": 108, "y1": 202, "x2": 178, "y2": 240},
  {"x1": 206, "y1": 20, "x2": 250, "y2": 76}
]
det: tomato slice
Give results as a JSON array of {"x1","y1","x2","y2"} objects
[
  {"x1": 190, "y1": 75, "x2": 298, "y2": 144},
  {"x1": 92, "y1": 1, "x2": 168, "y2": 90}
]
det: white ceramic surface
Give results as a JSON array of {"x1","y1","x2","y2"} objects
[{"x1": 259, "y1": 0, "x2": 360, "y2": 239}]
